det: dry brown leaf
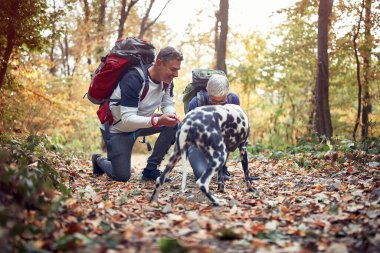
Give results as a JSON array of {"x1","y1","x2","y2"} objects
[
  {"x1": 65, "y1": 223, "x2": 83, "y2": 234},
  {"x1": 281, "y1": 204, "x2": 289, "y2": 214}
]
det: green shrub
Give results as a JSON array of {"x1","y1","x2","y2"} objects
[{"x1": 0, "y1": 134, "x2": 71, "y2": 251}]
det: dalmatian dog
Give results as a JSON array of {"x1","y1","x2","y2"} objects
[{"x1": 150, "y1": 104, "x2": 256, "y2": 206}]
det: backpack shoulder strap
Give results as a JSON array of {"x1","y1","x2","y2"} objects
[
  {"x1": 133, "y1": 66, "x2": 149, "y2": 101},
  {"x1": 227, "y1": 93, "x2": 233, "y2": 104},
  {"x1": 196, "y1": 90, "x2": 207, "y2": 107}
]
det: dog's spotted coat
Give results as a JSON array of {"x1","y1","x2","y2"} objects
[{"x1": 150, "y1": 104, "x2": 255, "y2": 206}]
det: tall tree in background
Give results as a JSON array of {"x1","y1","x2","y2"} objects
[
  {"x1": 215, "y1": 0, "x2": 228, "y2": 74},
  {"x1": 118, "y1": 0, "x2": 139, "y2": 39},
  {"x1": 0, "y1": 0, "x2": 50, "y2": 89},
  {"x1": 361, "y1": 0, "x2": 373, "y2": 139},
  {"x1": 315, "y1": 0, "x2": 333, "y2": 140},
  {"x1": 82, "y1": 0, "x2": 92, "y2": 64},
  {"x1": 48, "y1": 0, "x2": 65, "y2": 76},
  {"x1": 117, "y1": 0, "x2": 171, "y2": 39},
  {"x1": 138, "y1": 0, "x2": 171, "y2": 39},
  {"x1": 96, "y1": 0, "x2": 107, "y2": 57},
  {"x1": 353, "y1": 0, "x2": 373, "y2": 140},
  {"x1": 352, "y1": 0, "x2": 364, "y2": 140}
]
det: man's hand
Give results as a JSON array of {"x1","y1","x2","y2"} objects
[{"x1": 157, "y1": 113, "x2": 178, "y2": 127}]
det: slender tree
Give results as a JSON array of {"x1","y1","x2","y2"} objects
[
  {"x1": 82, "y1": 0, "x2": 92, "y2": 64},
  {"x1": 361, "y1": 0, "x2": 373, "y2": 139},
  {"x1": 48, "y1": 0, "x2": 59, "y2": 75},
  {"x1": 117, "y1": 0, "x2": 171, "y2": 39},
  {"x1": 138, "y1": 0, "x2": 171, "y2": 39},
  {"x1": 315, "y1": 0, "x2": 333, "y2": 140},
  {"x1": 215, "y1": 0, "x2": 228, "y2": 74},
  {"x1": 352, "y1": 0, "x2": 365, "y2": 140},
  {"x1": 118, "y1": 0, "x2": 139, "y2": 39},
  {"x1": 96, "y1": 0, "x2": 107, "y2": 57}
]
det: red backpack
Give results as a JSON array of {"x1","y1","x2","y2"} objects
[{"x1": 87, "y1": 37, "x2": 156, "y2": 125}]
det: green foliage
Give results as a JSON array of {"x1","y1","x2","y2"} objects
[
  {"x1": 230, "y1": 135, "x2": 379, "y2": 167},
  {"x1": 0, "y1": 133, "x2": 71, "y2": 250},
  {"x1": 246, "y1": 136, "x2": 380, "y2": 164},
  {"x1": 159, "y1": 237, "x2": 188, "y2": 253},
  {"x1": 0, "y1": 0, "x2": 51, "y2": 54},
  {"x1": 214, "y1": 227, "x2": 242, "y2": 240}
]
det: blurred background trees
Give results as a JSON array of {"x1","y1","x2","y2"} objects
[{"x1": 0, "y1": 0, "x2": 379, "y2": 155}]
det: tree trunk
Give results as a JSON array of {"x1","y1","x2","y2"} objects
[
  {"x1": 361, "y1": 0, "x2": 372, "y2": 140},
  {"x1": 118, "y1": 0, "x2": 139, "y2": 39},
  {"x1": 215, "y1": 0, "x2": 228, "y2": 75},
  {"x1": 138, "y1": 0, "x2": 171, "y2": 39},
  {"x1": 96, "y1": 0, "x2": 107, "y2": 56},
  {"x1": 139, "y1": 0, "x2": 155, "y2": 38},
  {"x1": 315, "y1": 0, "x2": 333, "y2": 140},
  {"x1": 65, "y1": 32, "x2": 71, "y2": 76},
  {"x1": 214, "y1": 11, "x2": 220, "y2": 67},
  {"x1": 83, "y1": 0, "x2": 92, "y2": 64},
  {"x1": 352, "y1": 0, "x2": 364, "y2": 140},
  {"x1": 49, "y1": 0, "x2": 58, "y2": 75},
  {"x1": 97, "y1": 0, "x2": 106, "y2": 34},
  {"x1": 49, "y1": 17, "x2": 58, "y2": 75},
  {"x1": 307, "y1": 84, "x2": 316, "y2": 136},
  {"x1": 60, "y1": 30, "x2": 71, "y2": 76},
  {"x1": 49, "y1": 34, "x2": 57, "y2": 75},
  {"x1": 0, "y1": 19, "x2": 16, "y2": 90}
]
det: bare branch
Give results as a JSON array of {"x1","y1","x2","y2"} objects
[
  {"x1": 118, "y1": 0, "x2": 139, "y2": 39},
  {"x1": 139, "y1": 0, "x2": 171, "y2": 38}
]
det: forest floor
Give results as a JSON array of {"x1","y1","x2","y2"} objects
[{"x1": 53, "y1": 151, "x2": 380, "y2": 253}]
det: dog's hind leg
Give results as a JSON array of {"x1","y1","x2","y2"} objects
[
  {"x1": 217, "y1": 165, "x2": 225, "y2": 193},
  {"x1": 197, "y1": 150, "x2": 228, "y2": 206},
  {"x1": 239, "y1": 143, "x2": 256, "y2": 192},
  {"x1": 150, "y1": 145, "x2": 181, "y2": 203},
  {"x1": 181, "y1": 152, "x2": 187, "y2": 193}
]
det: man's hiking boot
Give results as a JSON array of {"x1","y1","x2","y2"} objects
[
  {"x1": 92, "y1": 154, "x2": 104, "y2": 176},
  {"x1": 142, "y1": 164, "x2": 171, "y2": 182}
]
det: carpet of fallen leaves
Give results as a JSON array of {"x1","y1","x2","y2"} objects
[{"x1": 55, "y1": 152, "x2": 380, "y2": 253}]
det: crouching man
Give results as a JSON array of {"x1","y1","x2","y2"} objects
[{"x1": 92, "y1": 47, "x2": 183, "y2": 182}]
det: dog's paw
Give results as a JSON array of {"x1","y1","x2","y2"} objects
[
  {"x1": 217, "y1": 185, "x2": 225, "y2": 193},
  {"x1": 213, "y1": 198, "x2": 228, "y2": 206},
  {"x1": 150, "y1": 192, "x2": 159, "y2": 203}
]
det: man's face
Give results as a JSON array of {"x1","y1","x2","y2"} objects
[
  {"x1": 158, "y1": 59, "x2": 181, "y2": 84},
  {"x1": 209, "y1": 94, "x2": 227, "y2": 105}
]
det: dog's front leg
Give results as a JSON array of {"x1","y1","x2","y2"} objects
[
  {"x1": 150, "y1": 180, "x2": 161, "y2": 202},
  {"x1": 240, "y1": 146, "x2": 256, "y2": 192},
  {"x1": 150, "y1": 171, "x2": 169, "y2": 202},
  {"x1": 181, "y1": 153, "x2": 187, "y2": 193},
  {"x1": 217, "y1": 167, "x2": 225, "y2": 193}
]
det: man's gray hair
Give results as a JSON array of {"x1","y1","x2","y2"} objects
[
  {"x1": 156, "y1": 46, "x2": 183, "y2": 62},
  {"x1": 206, "y1": 74, "x2": 230, "y2": 97}
]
